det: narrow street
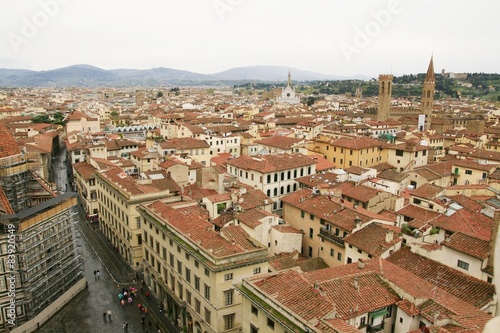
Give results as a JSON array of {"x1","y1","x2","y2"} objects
[{"x1": 35, "y1": 146, "x2": 179, "y2": 333}]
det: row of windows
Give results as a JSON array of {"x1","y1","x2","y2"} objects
[
  {"x1": 332, "y1": 156, "x2": 382, "y2": 166},
  {"x1": 229, "y1": 167, "x2": 313, "y2": 183},
  {"x1": 326, "y1": 146, "x2": 381, "y2": 154},
  {"x1": 266, "y1": 184, "x2": 297, "y2": 197}
]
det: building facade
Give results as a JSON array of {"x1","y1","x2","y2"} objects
[{"x1": 138, "y1": 200, "x2": 269, "y2": 333}]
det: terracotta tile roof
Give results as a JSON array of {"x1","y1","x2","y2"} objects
[
  {"x1": 446, "y1": 195, "x2": 482, "y2": 212},
  {"x1": 210, "y1": 153, "x2": 232, "y2": 166},
  {"x1": 98, "y1": 167, "x2": 180, "y2": 196},
  {"x1": 65, "y1": 110, "x2": 98, "y2": 121},
  {"x1": 73, "y1": 162, "x2": 97, "y2": 180},
  {"x1": 144, "y1": 201, "x2": 265, "y2": 257},
  {"x1": 205, "y1": 192, "x2": 231, "y2": 203},
  {"x1": 255, "y1": 136, "x2": 303, "y2": 150},
  {"x1": 182, "y1": 184, "x2": 219, "y2": 201},
  {"x1": 452, "y1": 159, "x2": 498, "y2": 172},
  {"x1": 221, "y1": 225, "x2": 258, "y2": 251},
  {"x1": 130, "y1": 148, "x2": 161, "y2": 159},
  {"x1": 318, "y1": 272, "x2": 400, "y2": 319},
  {"x1": 272, "y1": 224, "x2": 303, "y2": 235},
  {"x1": 282, "y1": 189, "x2": 391, "y2": 232},
  {"x1": 379, "y1": 259, "x2": 491, "y2": 329},
  {"x1": 411, "y1": 183, "x2": 446, "y2": 200},
  {"x1": 239, "y1": 189, "x2": 272, "y2": 210},
  {"x1": 211, "y1": 213, "x2": 234, "y2": 229},
  {"x1": 344, "y1": 166, "x2": 368, "y2": 175},
  {"x1": 418, "y1": 299, "x2": 454, "y2": 324},
  {"x1": 396, "y1": 299, "x2": 419, "y2": 316},
  {"x1": 307, "y1": 154, "x2": 336, "y2": 172},
  {"x1": 227, "y1": 153, "x2": 316, "y2": 173},
  {"x1": 316, "y1": 318, "x2": 360, "y2": 333},
  {"x1": 388, "y1": 247, "x2": 494, "y2": 309},
  {"x1": 430, "y1": 208, "x2": 493, "y2": 241},
  {"x1": 443, "y1": 232, "x2": 490, "y2": 260},
  {"x1": 329, "y1": 137, "x2": 384, "y2": 150},
  {"x1": 0, "y1": 124, "x2": 20, "y2": 158},
  {"x1": 343, "y1": 223, "x2": 401, "y2": 257},
  {"x1": 338, "y1": 182, "x2": 380, "y2": 203},
  {"x1": 269, "y1": 252, "x2": 329, "y2": 272},
  {"x1": 253, "y1": 269, "x2": 336, "y2": 321},
  {"x1": 235, "y1": 208, "x2": 272, "y2": 228},
  {"x1": 372, "y1": 162, "x2": 396, "y2": 172},
  {"x1": 295, "y1": 173, "x2": 340, "y2": 188},
  {"x1": 396, "y1": 204, "x2": 441, "y2": 228},
  {"x1": 159, "y1": 137, "x2": 210, "y2": 150},
  {"x1": 413, "y1": 168, "x2": 443, "y2": 181},
  {"x1": 0, "y1": 186, "x2": 14, "y2": 215},
  {"x1": 377, "y1": 169, "x2": 409, "y2": 182}
]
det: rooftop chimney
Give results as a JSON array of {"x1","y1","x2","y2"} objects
[
  {"x1": 385, "y1": 229, "x2": 394, "y2": 243},
  {"x1": 357, "y1": 258, "x2": 365, "y2": 270}
]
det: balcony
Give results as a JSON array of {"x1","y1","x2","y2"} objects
[{"x1": 319, "y1": 228, "x2": 344, "y2": 246}]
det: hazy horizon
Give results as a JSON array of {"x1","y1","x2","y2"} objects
[{"x1": 1, "y1": 1, "x2": 499, "y2": 77}]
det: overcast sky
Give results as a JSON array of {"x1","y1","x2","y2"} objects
[{"x1": 0, "y1": 0, "x2": 498, "y2": 77}]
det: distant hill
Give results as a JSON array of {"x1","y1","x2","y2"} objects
[
  {"x1": 0, "y1": 64, "x2": 363, "y2": 87},
  {"x1": 210, "y1": 65, "x2": 363, "y2": 81}
]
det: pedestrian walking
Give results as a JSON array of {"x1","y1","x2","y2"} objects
[
  {"x1": 145, "y1": 291, "x2": 150, "y2": 299},
  {"x1": 122, "y1": 322, "x2": 128, "y2": 331},
  {"x1": 96, "y1": 270, "x2": 100, "y2": 280},
  {"x1": 128, "y1": 296, "x2": 133, "y2": 305},
  {"x1": 103, "y1": 312, "x2": 107, "y2": 321},
  {"x1": 121, "y1": 299, "x2": 125, "y2": 307},
  {"x1": 107, "y1": 309, "x2": 112, "y2": 320}
]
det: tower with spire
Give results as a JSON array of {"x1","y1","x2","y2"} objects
[
  {"x1": 277, "y1": 70, "x2": 300, "y2": 104},
  {"x1": 421, "y1": 56, "x2": 435, "y2": 130}
]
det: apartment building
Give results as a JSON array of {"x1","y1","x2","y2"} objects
[
  {"x1": 96, "y1": 167, "x2": 181, "y2": 269},
  {"x1": 73, "y1": 161, "x2": 99, "y2": 219},
  {"x1": 138, "y1": 200, "x2": 269, "y2": 333},
  {"x1": 157, "y1": 138, "x2": 211, "y2": 166},
  {"x1": 236, "y1": 258, "x2": 491, "y2": 333},
  {"x1": 386, "y1": 142, "x2": 430, "y2": 172},
  {"x1": 64, "y1": 110, "x2": 100, "y2": 133},
  {"x1": 226, "y1": 153, "x2": 317, "y2": 214},
  {"x1": 310, "y1": 136, "x2": 386, "y2": 169},
  {"x1": 281, "y1": 188, "x2": 393, "y2": 267},
  {"x1": 450, "y1": 159, "x2": 497, "y2": 186}
]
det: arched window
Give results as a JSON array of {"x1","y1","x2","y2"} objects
[
  {"x1": 267, "y1": 175, "x2": 271, "y2": 184},
  {"x1": 274, "y1": 174, "x2": 278, "y2": 182},
  {"x1": 267, "y1": 189, "x2": 271, "y2": 197},
  {"x1": 300, "y1": 168, "x2": 304, "y2": 177},
  {"x1": 287, "y1": 185, "x2": 291, "y2": 193},
  {"x1": 294, "y1": 170, "x2": 297, "y2": 178},
  {"x1": 308, "y1": 166, "x2": 311, "y2": 174},
  {"x1": 293, "y1": 183, "x2": 297, "y2": 191},
  {"x1": 273, "y1": 188, "x2": 278, "y2": 196},
  {"x1": 280, "y1": 186, "x2": 284, "y2": 195},
  {"x1": 281, "y1": 172, "x2": 285, "y2": 181},
  {"x1": 287, "y1": 171, "x2": 291, "y2": 179}
]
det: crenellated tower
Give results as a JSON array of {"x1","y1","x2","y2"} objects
[{"x1": 377, "y1": 74, "x2": 393, "y2": 121}]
